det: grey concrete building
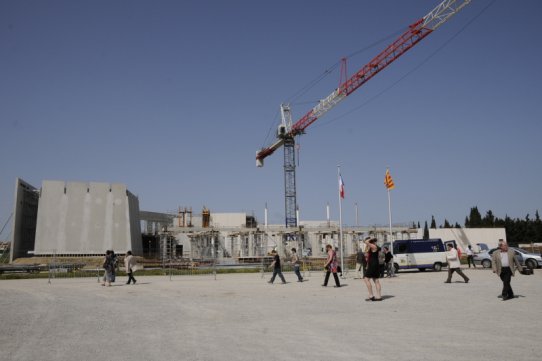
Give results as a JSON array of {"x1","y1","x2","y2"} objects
[
  {"x1": 10, "y1": 178, "x2": 39, "y2": 262},
  {"x1": 34, "y1": 180, "x2": 142, "y2": 256},
  {"x1": 10, "y1": 179, "x2": 142, "y2": 260}
]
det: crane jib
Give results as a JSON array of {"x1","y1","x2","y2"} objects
[
  {"x1": 290, "y1": 20, "x2": 432, "y2": 135},
  {"x1": 256, "y1": 0, "x2": 471, "y2": 165}
]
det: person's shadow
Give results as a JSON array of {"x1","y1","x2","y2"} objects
[{"x1": 497, "y1": 295, "x2": 525, "y2": 299}]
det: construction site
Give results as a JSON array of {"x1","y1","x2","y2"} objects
[
  {"x1": 2, "y1": 177, "x2": 422, "y2": 270},
  {"x1": 2, "y1": 175, "x2": 509, "y2": 280},
  {"x1": 1, "y1": 0, "x2": 509, "y2": 274}
]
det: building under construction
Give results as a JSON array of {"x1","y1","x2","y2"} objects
[
  {"x1": 144, "y1": 207, "x2": 418, "y2": 263},
  {"x1": 8, "y1": 178, "x2": 418, "y2": 263}
]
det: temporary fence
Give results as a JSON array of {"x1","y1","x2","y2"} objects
[{"x1": 1, "y1": 254, "x2": 358, "y2": 281}]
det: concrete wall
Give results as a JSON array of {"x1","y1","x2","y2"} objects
[
  {"x1": 140, "y1": 211, "x2": 174, "y2": 234},
  {"x1": 10, "y1": 178, "x2": 39, "y2": 261},
  {"x1": 210, "y1": 213, "x2": 247, "y2": 228},
  {"x1": 126, "y1": 189, "x2": 143, "y2": 255},
  {"x1": 428, "y1": 228, "x2": 506, "y2": 252},
  {"x1": 34, "y1": 180, "x2": 142, "y2": 255},
  {"x1": 172, "y1": 213, "x2": 250, "y2": 228}
]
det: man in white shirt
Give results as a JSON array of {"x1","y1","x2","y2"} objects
[
  {"x1": 444, "y1": 244, "x2": 469, "y2": 284},
  {"x1": 491, "y1": 240, "x2": 523, "y2": 301},
  {"x1": 124, "y1": 250, "x2": 137, "y2": 285}
]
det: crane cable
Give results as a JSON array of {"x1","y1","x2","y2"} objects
[
  {"x1": 260, "y1": 26, "x2": 407, "y2": 149},
  {"x1": 312, "y1": 0, "x2": 497, "y2": 131},
  {"x1": 0, "y1": 213, "x2": 13, "y2": 237},
  {"x1": 285, "y1": 26, "x2": 407, "y2": 105}
]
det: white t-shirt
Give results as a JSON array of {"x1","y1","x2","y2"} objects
[{"x1": 500, "y1": 251, "x2": 509, "y2": 267}]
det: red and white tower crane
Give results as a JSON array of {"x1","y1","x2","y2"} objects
[{"x1": 256, "y1": 0, "x2": 471, "y2": 228}]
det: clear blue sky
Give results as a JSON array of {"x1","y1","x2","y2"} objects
[{"x1": 1, "y1": 0, "x2": 541, "y2": 237}]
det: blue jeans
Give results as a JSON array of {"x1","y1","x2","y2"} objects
[
  {"x1": 294, "y1": 264, "x2": 303, "y2": 281},
  {"x1": 270, "y1": 268, "x2": 286, "y2": 283}
]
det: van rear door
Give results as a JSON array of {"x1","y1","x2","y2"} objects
[{"x1": 393, "y1": 240, "x2": 410, "y2": 269}]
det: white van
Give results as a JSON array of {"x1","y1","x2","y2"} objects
[{"x1": 389, "y1": 239, "x2": 447, "y2": 272}]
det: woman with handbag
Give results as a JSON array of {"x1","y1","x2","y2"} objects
[{"x1": 322, "y1": 244, "x2": 341, "y2": 287}]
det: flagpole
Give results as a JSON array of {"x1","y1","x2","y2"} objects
[
  {"x1": 385, "y1": 168, "x2": 394, "y2": 252},
  {"x1": 264, "y1": 203, "x2": 268, "y2": 230},
  {"x1": 387, "y1": 188, "x2": 393, "y2": 243},
  {"x1": 355, "y1": 202, "x2": 359, "y2": 227},
  {"x1": 337, "y1": 165, "x2": 344, "y2": 278}
]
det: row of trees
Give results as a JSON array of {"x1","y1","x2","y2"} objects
[{"x1": 420, "y1": 207, "x2": 542, "y2": 245}]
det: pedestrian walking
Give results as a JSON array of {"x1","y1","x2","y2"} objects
[
  {"x1": 124, "y1": 250, "x2": 137, "y2": 285},
  {"x1": 491, "y1": 240, "x2": 523, "y2": 301},
  {"x1": 268, "y1": 250, "x2": 286, "y2": 284},
  {"x1": 378, "y1": 246, "x2": 386, "y2": 278},
  {"x1": 384, "y1": 246, "x2": 395, "y2": 277},
  {"x1": 363, "y1": 237, "x2": 382, "y2": 301},
  {"x1": 444, "y1": 244, "x2": 469, "y2": 283},
  {"x1": 102, "y1": 250, "x2": 114, "y2": 287},
  {"x1": 466, "y1": 245, "x2": 476, "y2": 268},
  {"x1": 290, "y1": 248, "x2": 303, "y2": 282},
  {"x1": 355, "y1": 246, "x2": 365, "y2": 279},
  {"x1": 110, "y1": 250, "x2": 118, "y2": 283},
  {"x1": 322, "y1": 244, "x2": 341, "y2": 287}
]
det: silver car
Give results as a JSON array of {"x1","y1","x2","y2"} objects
[
  {"x1": 473, "y1": 247, "x2": 542, "y2": 269},
  {"x1": 472, "y1": 251, "x2": 492, "y2": 268}
]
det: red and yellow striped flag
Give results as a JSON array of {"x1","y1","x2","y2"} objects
[{"x1": 384, "y1": 169, "x2": 395, "y2": 190}]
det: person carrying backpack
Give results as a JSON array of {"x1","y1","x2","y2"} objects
[{"x1": 102, "y1": 250, "x2": 114, "y2": 287}]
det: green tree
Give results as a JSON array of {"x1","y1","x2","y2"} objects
[
  {"x1": 524, "y1": 214, "x2": 535, "y2": 242},
  {"x1": 430, "y1": 215, "x2": 436, "y2": 229},
  {"x1": 482, "y1": 210, "x2": 495, "y2": 227},
  {"x1": 466, "y1": 207, "x2": 482, "y2": 228},
  {"x1": 423, "y1": 221, "x2": 429, "y2": 240},
  {"x1": 443, "y1": 219, "x2": 451, "y2": 228},
  {"x1": 534, "y1": 210, "x2": 542, "y2": 243}
]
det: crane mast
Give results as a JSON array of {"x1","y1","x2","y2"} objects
[{"x1": 257, "y1": 0, "x2": 471, "y2": 227}]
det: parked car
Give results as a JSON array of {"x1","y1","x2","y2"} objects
[
  {"x1": 473, "y1": 247, "x2": 542, "y2": 269},
  {"x1": 473, "y1": 251, "x2": 492, "y2": 268},
  {"x1": 512, "y1": 247, "x2": 542, "y2": 269}
]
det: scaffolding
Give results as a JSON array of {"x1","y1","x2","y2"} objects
[{"x1": 177, "y1": 207, "x2": 193, "y2": 228}]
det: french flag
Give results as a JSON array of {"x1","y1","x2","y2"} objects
[{"x1": 339, "y1": 174, "x2": 345, "y2": 199}]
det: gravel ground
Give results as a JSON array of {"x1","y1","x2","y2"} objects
[{"x1": 1, "y1": 268, "x2": 540, "y2": 361}]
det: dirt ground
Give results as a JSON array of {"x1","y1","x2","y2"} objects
[{"x1": 1, "y1": 267, "x2": 540, "y2": 361}]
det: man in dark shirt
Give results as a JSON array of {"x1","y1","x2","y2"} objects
[
  {"x1": 268, "y1": 250, "x2": 287, "y2": 284},
  {"x1": 384, "y1": 247, "x2": 395, "y2": 277},
  {"x1": 356, "y1": 248, "x2": 365, "y2": 279}
]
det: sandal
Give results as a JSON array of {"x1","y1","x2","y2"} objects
[{"x1": 365, "y1": 297, "x2": 375, "y2": 301}]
